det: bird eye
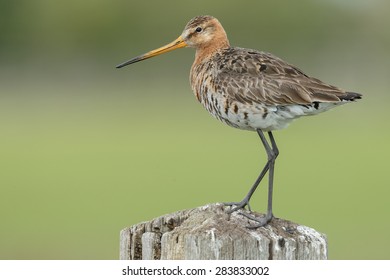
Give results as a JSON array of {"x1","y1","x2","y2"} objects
[{"x1": 195, "y1": 27, "x2": 202, "y2": 33}]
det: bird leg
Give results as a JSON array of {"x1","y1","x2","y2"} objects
[{"x1": 225, "y1": 130, "x2": 279, "y2": 228}]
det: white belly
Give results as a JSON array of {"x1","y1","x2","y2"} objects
[{"x1": 199, "y1": 90, "x2": 341, "y2": 131}]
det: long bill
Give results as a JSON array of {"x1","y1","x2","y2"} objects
[{"x1": 116, "y1": 36, "x2": 187, "y2": 68}]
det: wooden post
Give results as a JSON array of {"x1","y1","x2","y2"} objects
[{"x1": 120, "y1": 203, "x2": 327, "y2": 260}]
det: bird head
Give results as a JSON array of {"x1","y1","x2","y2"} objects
[{"x1": 116, "y1": 15, "x2": 229, "y2": 68}]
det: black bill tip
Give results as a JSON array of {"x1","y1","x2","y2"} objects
[{"x1": 116, "y1": 55, "x2": 148, "y2": 69}]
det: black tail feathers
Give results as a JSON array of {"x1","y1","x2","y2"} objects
[{"x1": 340, "y1": 91, "x2": 362, "y2": 101}]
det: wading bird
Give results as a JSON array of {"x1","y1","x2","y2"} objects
[{"x1": 117, "y1": 15, "x2": 361, "y2": 228}]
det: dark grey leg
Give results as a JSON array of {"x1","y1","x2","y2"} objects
[{"x1": 225, "y1": 130, "x2": 279, "y2": 228}]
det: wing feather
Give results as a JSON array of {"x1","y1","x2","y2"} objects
[{"x1": 212, "y1": 48, "x2": 350, "y2": 106}]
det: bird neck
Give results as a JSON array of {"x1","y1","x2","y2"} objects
[{"x1": 194, "y1": 32, "x2": 230, "y2": 64}]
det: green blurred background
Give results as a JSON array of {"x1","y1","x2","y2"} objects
[{"x1": 1, "y1": 0, "x2": 389, "y2": 259}]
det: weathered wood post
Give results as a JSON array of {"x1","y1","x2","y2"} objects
[{"x1": 120, "y1": 203, "x2": 327, "y2": 260}]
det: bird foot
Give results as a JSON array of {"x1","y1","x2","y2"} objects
[
  {"x1": 224, "y1": 200, "x2": 251, "y2": 214},
  {"x1": 239, "y1": 212, "x2": 273, "y2": 229}
]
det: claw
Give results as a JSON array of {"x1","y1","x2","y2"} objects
[
  {"x1": 239, "y1": 212, "x2": 273, "y2": 229},
  {"x1": 224, "y1": 200, "x2": 249, "y2": 214}
]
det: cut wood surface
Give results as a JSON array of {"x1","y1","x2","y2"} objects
[{"x1": 120, "y1": 203, "x2": 327, "y2": 260}]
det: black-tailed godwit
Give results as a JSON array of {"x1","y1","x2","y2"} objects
[{"x1": 117, "y1": 15, "x2": 362, "y2": 227}]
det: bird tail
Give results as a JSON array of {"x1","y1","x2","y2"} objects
[{"x1": 340, "y1": 91, "x2": 362, "y2": 101}]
